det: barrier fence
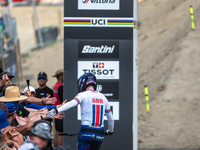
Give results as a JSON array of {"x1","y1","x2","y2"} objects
[
  {"x1": 0, "y1": 17, "x2": 22, "y2": 86},
  {"x1": 0, "y1": 3, "x2": 63, "y2": 87}
]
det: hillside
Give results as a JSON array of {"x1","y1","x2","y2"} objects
[
  {"x1": 138, "y1": 0, "x2": 200, "y2": 149},
  {"x1": 17, "y1": 0, "x2": 200, "y2": 149}
]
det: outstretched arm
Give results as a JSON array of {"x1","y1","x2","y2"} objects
[
  {"x1": 25, "y1": 96, "x2": 57, "y2": 105},
  {"x1": 46, "y1": 99, "x2": 78, "y2": 118}
]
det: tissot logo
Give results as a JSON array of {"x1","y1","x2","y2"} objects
[
  {"x1": 78, "y1": 61, "x2": 119, "y2": 79},
  {"x1": 78, "y1": 41, "x2": 119, "y2": 58},
  {"x1": 93, "y1": 63, "x2": 104, "y2": 68}
]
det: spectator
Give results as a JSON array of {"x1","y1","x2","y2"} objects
[
  {"x1": 18, "y1": 120, "x2": 54, "y2": 150},
  {"x1": 35, "y1": 72, "x2": 54, "y2": 99},
  {"x1": 0, "y1": 109, "x2": 9, "y2": 131},
  {"x1": 21, "y1": 86, "x2": 58, "y2": 111},
  {"x1": 35, "y1": 72, "x2": 54, "y2": 126},
  {"x1": 0, "y1": 102, "x2": 9, "y2": 118},
  {"x1": 0, "y1": 86, "x2": 34, "y2": 135},
  {"x1": 52, "y1": 69, "x2": 64, "y2": 147},
  {"x1": 0, "y1": 109, "x2": 20, "y2": 150},
  {"x1": 0, "y1": 110, "x2": 21, "y2": 149},
  {"x1": 0, "y1": 71, "x2": 14, "y2": 95}
]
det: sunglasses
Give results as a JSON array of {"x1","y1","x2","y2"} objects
[
  {"x1": 38, "y1": 77, "x2": 46, "y2": 80},
  {"x1": 5, "y1": 78, "x2": 12, "y2": 82}
]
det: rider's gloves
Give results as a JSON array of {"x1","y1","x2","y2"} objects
[
  {"x1": 46, "y1": 107, "x2": 58, "y2": 118},
  {"x1": 104, "y1": 129, "x2": 113, "y2": 136}
]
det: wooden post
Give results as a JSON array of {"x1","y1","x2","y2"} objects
[
  {"x1": 18, "y1": 38, "x2": 23, "y2": 81},
  {"x1": 32, "y1": 14, "x2": 38, "y2": 48},
  {"x1": 1, "y1": 56, "x2": 5, "y2": 71},
  {"x1": 14, "y1": 44, "x2": 20, "y2": 89},
  {"x1": 58, "y1": 9, "x2": 62, "y2": 40}
]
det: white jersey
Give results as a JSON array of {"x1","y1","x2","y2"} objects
[{"x1": 58, "y1": 90, "x2": 114, "y2": 132}]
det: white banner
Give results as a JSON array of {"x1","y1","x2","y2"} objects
[{"x1": 78, "y1": 61, "x2": 119, "y2": 79}]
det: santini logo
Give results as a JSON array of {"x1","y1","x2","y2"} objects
[
  {"x1": 82, "y1": 45, "x2": 115, "y2": 53},
  {"x1": 82, "y1": 0, "x2": 116, "y2": 3}
]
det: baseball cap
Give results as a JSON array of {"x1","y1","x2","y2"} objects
[
  {"x1": 0, "y1": 109, "x2": 9, "y2": 128},
  {"x1": 38, "y1": 72, "x2": 47, "y2": 79},
  {"x1": 23, "y1": 86, "x2": 36, "y2": 94},
  {"x1": 5, "y1": 102, "x2": 18, "y2": 115},
  {"x1": 30, "y1": 120, "x2": 54, "y2": 140},
  {"x1": 0, "y1": 71, "x2": 14, "y2": 79}
]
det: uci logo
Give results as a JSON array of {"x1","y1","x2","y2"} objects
[
  {"x1": 91, "y1": 19, "x2": 106, "y2": 25},
  {"x1": 82, "y1": 0, "x2": 89, "y2": 4}
]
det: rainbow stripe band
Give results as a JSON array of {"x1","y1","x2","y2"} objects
[
  {"x1": 63, "y1": 17, "x2": 138, "y2": 28},
  {"x1": 64, "y1": 19, "x2": 91, "y2": 25}
]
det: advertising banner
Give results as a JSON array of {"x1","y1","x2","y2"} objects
[{"x1": 64, "y1": 0, "x2": 138, "y2": 149}]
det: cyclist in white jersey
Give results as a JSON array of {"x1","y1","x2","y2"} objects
[{"x1": 46, "y1": 73, "x2": 114, "y2": 150}]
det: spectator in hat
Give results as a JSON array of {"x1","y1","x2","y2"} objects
[
  {"x1": 0, "y1": 109, "x2": 9, "y2": 130},
  {"x1": 18, "y1": 120, "x2": 55, "y2": 150},
  {"x1": 0, "y1": 86, "x2": 34, "y2": 135},
  {"x1": 35, "y1": 71, "x2": 54, "y2": 124},
  {"x1": 35, "y1": 72, "x2": 54, "y2": 99},
  {"x1": 21, "y1": 86, "x2": 60, "y2": 111},
  {"x1": 0, "y1": 71, "x2": 13, "y2": 95},
  {"x1": 3, "y1": 71, "x2": 14, "y2": 85},
  {"x1": 22, "y1": 85, "x2": 56, "y2": 106},
  {"x1": 0, "y1": 109, "x2": 20, "y2": 150},
  {"x1": 6, "y1": 102, "x2": 19, "y2": 124},
  {"x1": 52, "y1": 69, "x2": 64, "y2": 147}
]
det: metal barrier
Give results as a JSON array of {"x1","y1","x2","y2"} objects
[
  {"x1": 0, "y1": 16, "x2": 22, "y2": 86},
  {"x1": 0, "y1": 3, "x2": 63, "y2": 87}
]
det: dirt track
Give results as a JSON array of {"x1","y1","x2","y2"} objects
[
  {"x1": 138, "y1": 0, "x2": 200, "y2": 149},
  {"x1": 7, "y1": 0, "x2": 200, "y2": 149}
]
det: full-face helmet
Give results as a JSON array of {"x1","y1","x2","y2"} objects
[{"x1": 77, "y1": 73, "x2": 97, "y2": 92}]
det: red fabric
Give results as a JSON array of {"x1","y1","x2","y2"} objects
[{"x1": 53, "y1": 82, "x2": 63, "y2": 105}]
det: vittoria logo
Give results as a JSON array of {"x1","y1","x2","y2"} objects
[
  {"x1": 78, "y1": 0, "x2": 119, "y2": 10},
  {"x1": 82, "y1": 0, "x2": 116, "y2": 4},
  {"x1": 82, "y1": 0, "x2": 89, "y2": 3}
]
